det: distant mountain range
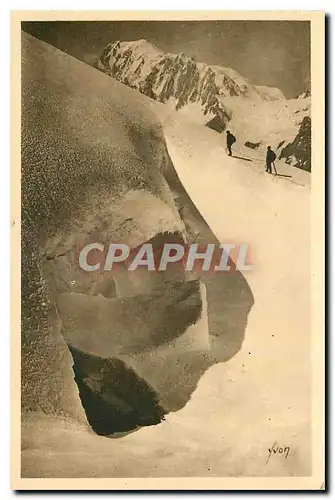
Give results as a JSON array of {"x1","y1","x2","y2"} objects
[{"x1": 94, "y1": 39, "x2": 311, "y2": 171}]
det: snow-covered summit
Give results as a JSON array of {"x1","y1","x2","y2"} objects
[
  {"x1": 95, "y1": 39, "x2": 285, "y2": 132},
  {"x1": 97, "y1": 39, "x2": 285, "y2": 101}
]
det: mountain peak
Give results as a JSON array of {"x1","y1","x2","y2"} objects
[
  {"x1": 118, "y1": 39, "x2": 161, "y2": 55},
  {"x1": 95, "y1": 39, "x2": 287, "y2": 133},
  {"x1": 295, "y1": 88, "x2": 311, "y2": 99}
]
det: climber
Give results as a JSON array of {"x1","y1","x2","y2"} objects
[
  {"x1": 265, "y1": 146, "x2": 277, "y2": 174},
  {"x1": 226, "y1": 130, "x2": 236, "y2": 157}
]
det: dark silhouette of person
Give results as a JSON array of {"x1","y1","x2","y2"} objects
[
  {"x1": 226, "y1": 130, "x2": 236, "y2": 157},
  {"x1": 266, "y1": 146, "x2": 277, "y2": 173}
]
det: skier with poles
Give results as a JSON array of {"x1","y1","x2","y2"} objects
[
  {"x1": 265, "y1": 146, "x2": 277, "y2": 175},
  {"x1": 226, "y1": 130, "x2": 236, "y2": 157}
]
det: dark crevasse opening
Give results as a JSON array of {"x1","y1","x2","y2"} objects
[{"x1": 69, "y1": 345, "x2": 166, "y2": 436}]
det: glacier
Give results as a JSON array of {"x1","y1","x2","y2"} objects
[{"x1": 20, "y1": 31, "x2": 310, "y2": 479}]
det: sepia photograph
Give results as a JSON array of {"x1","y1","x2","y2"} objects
[{"x1": 11, "y1": 10, "x2": 325, "y2": 490}]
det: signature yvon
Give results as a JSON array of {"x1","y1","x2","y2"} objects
[{"x1": 266, "y1": 442, "x2": 291, "y2": 464}]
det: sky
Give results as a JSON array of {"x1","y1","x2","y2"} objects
[{"x1": 22, "y1": 21, "x2": 310, "y2": 98}]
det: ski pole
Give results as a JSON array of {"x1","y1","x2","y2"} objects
[{"x1": 272, "y1": 162, "x2": 278, "y2": 175}]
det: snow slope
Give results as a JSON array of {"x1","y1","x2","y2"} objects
[
  {"x1": 161, "y1": 113, "x2": 311, "y2": 477},
  {"x1": 22, "y1": 112, "x2": 311, "y2": 479}
]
